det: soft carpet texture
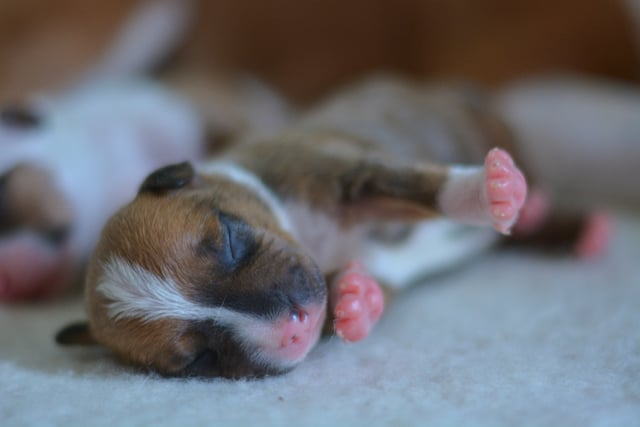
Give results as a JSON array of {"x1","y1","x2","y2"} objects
[{"x1": 2, "y1": 214, "x2": 639, "y2": 427}]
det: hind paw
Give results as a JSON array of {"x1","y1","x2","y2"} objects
[{"x1": 485, "y1": 148, "x2": 528, "y2": 234}]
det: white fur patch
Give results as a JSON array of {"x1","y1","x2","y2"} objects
[
  {"x1": 197, "y1": 161, "x2": 296, "y2": 237},
  {"x1": 284, "y1": 201, "x2": 366, "y2": 273},
  {"x1": 98, "y1": 257, "x2": 243, "y2": 324},
  {"x1": 362, "y1": 220, "x2": 498, "y2": 288},
  {"x1": 438, "y1": 166, "x2": 490, "y2": 225}
]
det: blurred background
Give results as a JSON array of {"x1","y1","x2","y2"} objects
[
  {"x1": 1, "y1": 4, "x2": 638, "y2": 422},
  {"x1": 1, "y1": 0, "x2": 639, "y2": 104}
]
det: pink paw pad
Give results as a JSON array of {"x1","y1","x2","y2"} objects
[
  {"x1": 333, "y1": 261, "x2": 384, "y2": 343},
  {"x1": 485, "y1": 148, "x2": 528, "y2": 235},
  {"x1": 575, "y1": 212, "x2": 612, "y2": 259}
]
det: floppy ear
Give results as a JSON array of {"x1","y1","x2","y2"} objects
[
  {"x1": 139, "y1": 161, "x2": 195, "y2": 194},
  {"x1": 55, "y1": 321, "x2": 99, "y2": 346},
  {"x1": 0, "y1": 104, "x2": 43, "y2": 129}
]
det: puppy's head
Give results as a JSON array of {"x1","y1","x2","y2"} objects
[{"x1": 58, "y1": 162, "x2": 327, "y2": 378}]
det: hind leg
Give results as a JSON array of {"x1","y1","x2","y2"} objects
[{"x1": 438, "y1": 148, "x2": 528, "y2": 234}]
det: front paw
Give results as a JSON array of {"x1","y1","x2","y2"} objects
[{"x1": 333, "y1": 261, "x2": 384, "y2": 343}]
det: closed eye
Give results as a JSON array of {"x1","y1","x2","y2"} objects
[
  {"x1": 198, "y1": 212, "x2": 256, "y2": 271},
  {"x1": 219, "y1": 212, "x2": 256, "y2": 267},
  {"x1": 221, "y1": 219, "x2": 236, "y2": 260}
]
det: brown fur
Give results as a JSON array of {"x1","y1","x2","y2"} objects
[{"x1": 226, "y1": 137, "x2": 449, "y2": 223}]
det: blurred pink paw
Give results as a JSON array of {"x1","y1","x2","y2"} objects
[
  {"x1": 575, "y1": 212, "x2": 612, "y2": 259},
  {"x1": 485, "y1": 148, "x2": 528, "y2": 235},
  {"x1": 0, "y1": 235, "x2": 73, "y2": 302},
  {"x1": 333, "y1": 261, "x2": 384, "y2": 343}
]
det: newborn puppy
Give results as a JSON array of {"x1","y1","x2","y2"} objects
[
  {"x1": 0, "y1": 75, "x2": 290, "y2": 301},
  {"x1": 57, "y1": 76, "x2": 532, "y2": 378},
  {"x1": 58, "y1": 74, "x2": 639, "y2": 378},
  {"x1": 0, "y1": 80, "x2": 203, "y2": 300}
]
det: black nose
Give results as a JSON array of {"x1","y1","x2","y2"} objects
[
  {"x1": 0, "y1": 105, "x2": 42, "y2": 129},
  {"x1": 282, "y1": 265, "x2": 327, "y2": 307}
]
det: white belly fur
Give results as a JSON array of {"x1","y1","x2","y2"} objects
[
  {"x1": 362, "y1": 220, "x2": 498, "y2": 289},
  {"x1": 285, "y1": 199, "x2": 497, "y2": 288}
]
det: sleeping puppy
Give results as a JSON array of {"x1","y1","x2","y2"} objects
[
  {"x1": 57, "y1": 75, "x2": 628, "y2": 378},
  {"x1": 0, "y1": 80, "x2": 203, "y2": 300},
  {"x1": 0, "y1": 74, "x2": 290, "y2": 301}
]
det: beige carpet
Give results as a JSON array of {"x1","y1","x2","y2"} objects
[{"x1": 1, "y1": 213, "x2": 639, "y2": 427}]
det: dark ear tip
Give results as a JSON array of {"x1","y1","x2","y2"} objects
[
  {"x1": 55, "y1": 321, "x2": 97, "y2": 346},
  {"x1": 139, "y1": 161, "x2": 195, "y2": 194}
]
